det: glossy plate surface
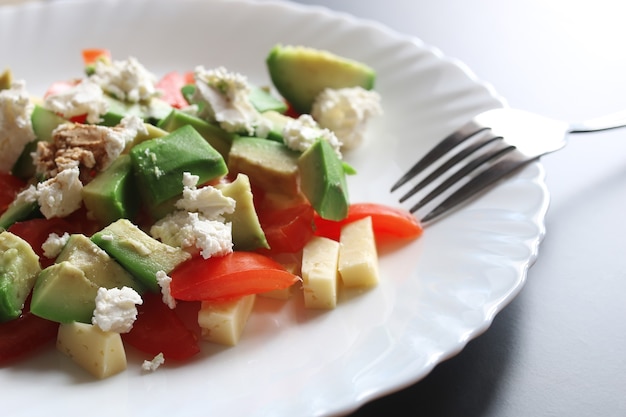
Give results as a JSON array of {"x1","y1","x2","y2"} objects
[{"x1": 0, "y1": 0, "x2": 548, "y2": 416}]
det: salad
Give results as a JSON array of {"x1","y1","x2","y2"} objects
[{"x1": 0, "y1": 46, "x2": 422, "y2": 378}]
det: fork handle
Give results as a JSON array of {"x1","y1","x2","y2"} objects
[{"x1": 569, "y1": 110, "x2": 626, "y2": 133}]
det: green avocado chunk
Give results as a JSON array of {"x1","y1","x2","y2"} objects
[
  {"x1": 216, "y1": 173, "x2": 269, "y2": 251},
  {"x1": 82, "y1": 154, "x2": 140, "y2": 226},
  {"x1": 298, "y1": 139, "x2": 349, "y2": 221},
  {"x1": 30, "y1": 234, "x2": 146, "y2": 323},
  {"x1": 99, "y1": 95, "x2": 172, "y2": 127},
  {"x1": 0, "y1": 231, "x2": 41, "y2": 322},
  {"x1": 130, "y1": 124, "x2": 228, "y2": 214},
  {"x1": 0, "y1": 197, "x2": 40, "y2": 231},
  {"x1": 266, "y1": 44, "x2": 376, "y2": 114},
  {"x1": 91, "y1": 219, "x2": 191, "y2": 293}
]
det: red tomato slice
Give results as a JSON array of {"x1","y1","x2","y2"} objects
[
  {"x1": 170, "y1": 252, "x2": 299, "y2": 302},
  {"x1": 156, "y1": 71, "x2": 190, "y2": 109},
  {"x1": 314, "y1": 202, "x2": 423, "y2": 242},
  {"x1": 0, "y1": 173, "x2": 26, "y2": 214},
  {"x1": 256, "y1": 203, "x2": 315, "y2": 254},
  {"x1": 0, "y1": 308, "x2": 58, "y2": 365},
  {"x1": 122, "y1": 292, "x2": 200, "y2": 361}
]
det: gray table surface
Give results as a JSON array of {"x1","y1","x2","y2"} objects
[{"x1": 282, "y1": 1, "x2": 626, "y2": 416}]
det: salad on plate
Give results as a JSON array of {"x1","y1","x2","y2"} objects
[{"x1": 0, "y1": 44, "x2": 422, "y2": 378}]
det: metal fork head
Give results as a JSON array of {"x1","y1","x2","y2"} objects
[{"x1": 391, "y1": 108, "x2": 570, "y2": 224}]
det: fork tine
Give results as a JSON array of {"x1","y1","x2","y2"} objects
[
  {"x1": 390, "y1": 120, "x2": 489, "y2": 192},
  {"x1": 398, "y1": 131, "x2": 502, "y2": 202},
  {"x1": 419, "y1": 152, "x2": 532, "y2": 223},
  {"x1": 408, "y1": 142, "x2": 516, "y2": 213}
]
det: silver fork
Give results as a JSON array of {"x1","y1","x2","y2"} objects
[{"x1": 391, "y1": 108, "x2": 626, "y2": 224}]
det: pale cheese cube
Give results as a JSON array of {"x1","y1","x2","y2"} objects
[
  {"x1": 338, "y1": 216, "x2": 379, "y2": 287},
  {"x1": 198, "y1": 294, "x2": 256, "y2": 346},
  {"x1": 301, "y1": 236, "x2": 340, "y2": 309},
  {"x1": 56, "y1": 322, "x2": 127, "y2": 379}
]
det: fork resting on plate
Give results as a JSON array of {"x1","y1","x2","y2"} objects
[{"x1": 391, "y1": 108, "x2": 626, "y2": 223}]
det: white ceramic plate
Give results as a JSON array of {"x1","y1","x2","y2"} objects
[{"x1": 0, "y1": 0, "x2": 549, "y2": 416}]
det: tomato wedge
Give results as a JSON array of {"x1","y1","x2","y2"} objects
[
  {"x1": 122, "y1": 292, "x2": 200, "y2": 361},
  {"x1": 256, "y1": 203, "x2": 315, "y2": 254},
  {"x1": 81, "y1": 48, "x2": 111, "y2": 66},
  {"x1": 0, "y1": 173, "x2": 26, "y2": 214},
  {"x1": 0, "y1": 305, "x2": 58, "y2": 366},
  {"x1": 170, "y1": 252, "x2": 299, "y2": 302},
  {"x1": 156, "y1": 71, "x2": 193, "y2": 109},
  {"x1": 313, "y1": 202, "x2": 423, "y2": 242}
]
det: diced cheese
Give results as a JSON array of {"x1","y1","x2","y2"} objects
[
  {"x1": 0, "y1": 80, "x2": 35, "y2": 172},
  {"x1": 56, "y1": 322, "x2": 127, "y2": 379},
  {"x1": 301, "y1": 236, "x2": 340, "y2": 309},
  {"x1": 92, "y1": 286, "x2": 143, "y2": 333},
  {"x1": 197, "y1": 294, "x2": 256, "y2": 346},
  {"x1": 311, "y1": 86, "x2": 382, "y2": 150},
  {"x1": 338, "y1": 216, "x2": 379, "y2": 287}
]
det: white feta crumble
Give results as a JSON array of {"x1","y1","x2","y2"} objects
[
  {"x1": 156, "y1": 270, "x2": 176, "y2": 309},
  {"x1": 282, "y1": 114, "x2": 342, "y2": 158},
  {"x1": 0, "y1": 80, "x2": 36, "y2": 172},
  {"x1": 141, "y1": 352, "x2": 165, "y2": 372},
  {"x1": 35, "y1": 166, "x2": 83, "y2": 218},
  {"x1": 150, "y1": 211, "x2": 233, "y2": 259},
  {"x1": 102, "y1": 114, "x2": 147, "y2": 168},
  {"x1": 311, "y1": 86, "x2": 382, "y2": 150},
  {"x1": 42, "y1": 232, "x2": 70, "y2": 259},
  {"x1": 92, "y1": 286, "x2": 143, "y2": 334},
  {"x1": 90, "y1": 56, "x2": 159, "y2": 103},
  {"x1": 43, "y1": 78, "x2": 109, "y2": 124},
  {"x1": 175, "y1": 173, "x2": 236, "y2": 220},
  {"x1": 193, "y1": 66, "x2": 271, "y2": 137}
]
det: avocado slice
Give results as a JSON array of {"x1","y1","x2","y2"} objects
[
  {"x1": 30, "y1": 234, "x2": 146, "y2": 323},
  {"x1": 91, "y1": 219, "x2": 191, "y2": 293},
  {"x1": 158, "y1": 108, "x2": 234, "y2": 158},
  {"x1": 298, "y1": 139, "x2": 349, "y2": 221},
  {"x1": 216, "y1": 173, "x2": 269, "y2": 251},
  {"x1": 227, "y1": 136, "x2": 301, "y2": 197},
  {"x1": 266, "y1": 44, "x2": 376, "y2": 114},
  {"x1": 82, "y1": 154, "x2": 140, "y2": 226},
  {"x1": 130, "y1": 124, "x2": 228, "y2": 213},
  {"x1": 0, "y1": 197, "x2": 40, "y2": 231},
  {"x1": 0, "y1": 231, "x2": 41, "y2": 322}
]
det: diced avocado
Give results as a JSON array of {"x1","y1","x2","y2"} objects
[
  {"x1": 100, "y1": 95, "x2": 172, "y2": 126},
  {"x1": 12, "y1": 106, "x2": 69, "y2": 179},
  {"x1": 266, "y1": 44, "x2": 376, "y2": 114},
  {"x1": 227, "y1": 136, "x2": 301, "y2": 197},
  {"x1": 158, "y1": 109, "x2": 233, "y2": 158},
  {"x1": 56, "y1": 234, "x2": 145, "y2": 293},
  {"x1": 30, "y1": 234, "x2": 146, "y2": 323},
  {"x1": 82, "y1": 154, "x2": 140, "y2": 226},
  {"x1": 0, "y1": 231, "x2": 41, "y2": 322},
  {"x1": 0, "y1": 69, "x2": 11, "y2": 90},
  {"x1": 0, "y1": 197, "x2": 40, "y2": 231},
  {"x1": 298, "y1": 139, "x2": 349, "y2": 221},
  {"x1": 216, "y1": 173, "x2": 269, "y2": 251},
  {"x1": 130, "y1": 124, "x2": 228, "y2": 212},
  {"x1": 261, "y1": 110, "x2": 293, "y2": 142},
  {"x1": 30, "y1": 262, "x2": 99, "y2": 323},
  {"x1": 91, "y1": 219, "x2": 191, "y2": 293}
]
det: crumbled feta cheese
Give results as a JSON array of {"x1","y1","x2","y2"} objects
[
  {"x1": 90, "y1": 56, "x2": 159, "y2": 103},
  {"x1": 282, "y1": 114, "x2": 343, "y2": 158},
  {"x1": 311, "y1": 86, "x2": 382, "y2": 150},
  {"x1": 175, "y1": 175, "x2": 236, "y2": 221},
  {"x1": 193, "y1": 66, "x2": 270, "y2": 137},
  {"x1": 141, "y1": 352, "x2": 165, "y2": 372},
  {"x1": 42, "y1": 232, "x2": 70, "y2": 259},
  {"x1": 43, "y1": 78, "x2": 109, "y2": 124},
  {"x1": 0, "y1": 80, "x2": 35, "y2": 172},
  {"x1": 150, "y1": 211, "x2": 233, "y2": 259},
  {"x1": 92, "y1": 286, "x2": 143, "y2": 333},
  {"x1": 36, "y1": 166, "x2": 83, "y2": 218},
  {"x1": 156, "y1": 270, "x2": 176, "y2": 309}
]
